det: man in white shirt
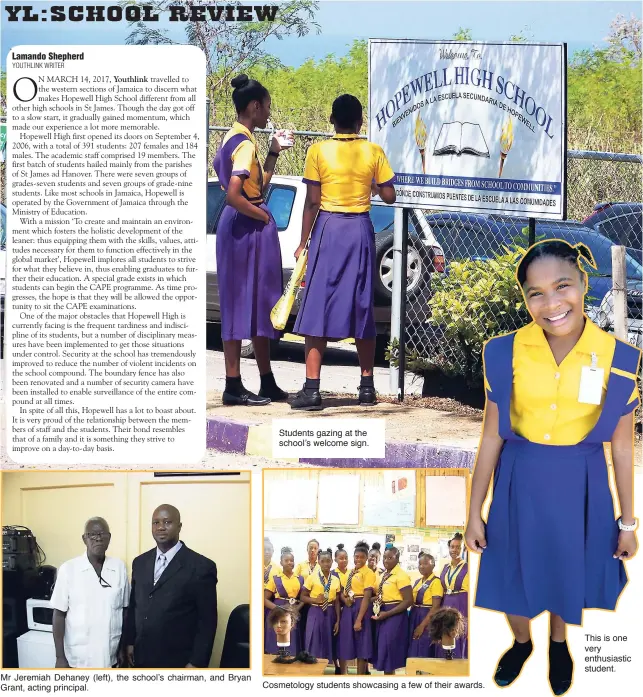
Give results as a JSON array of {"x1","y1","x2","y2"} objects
[{"x1": 51, "y1": 517, "x2": 129, "y2": 668}]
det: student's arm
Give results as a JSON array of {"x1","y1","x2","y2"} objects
[
  {"x1": 353, "y1": 587, "x2": 372, "y2": 631},
  {"x1": 299, "y1": 587, "x2": 317, "y2": 605},
  {"x1": 372, "y1": 145, "x2": 396, "y2": 204},
  {"x1": 612, "y1": 411, "x2": 638, "y2": 560},
  {"x1": 264, "y1": 588, "x2": 277, "y2": 611},
  {"x1": 263, "y1": 133, "x2": 289, "y2": 189},
  {"x1": 375, "y1": 586, "x2": 413, "y2": 620},
  {"x1": 414, "y1": 596, "x2": 443, "y2": 639},
  {"x1": 372, "y1": 181, "x2": 396, "y2": 204},
  {"x1": 52, "y1": 610, "x2": 69, "y2": 668},
  {"x1": 226, "y1": 175, "x2": 270, "y2": 223},
  {"x1": 295, "y1": 185, "x2": 321, "y2": 260},
  {"x1": 465, "y1": 398, "x2": 504, "y2": 553},
  {"x1": 333, "y1": 597, "x2": 341, "y2": 635},
  {"x1": 123, "y1": 566, "x2": 137, "y2": 667}
]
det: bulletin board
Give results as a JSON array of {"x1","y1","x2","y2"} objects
[
  {"x1": 425, "y1": 474, "x2": 467, "y2": 527},
  {"x1": 317, "y1": 473, "x2": 360, "y2": 525},
  {"x1": 264, "y1": 477, "x2": 318, "y2": 519}
]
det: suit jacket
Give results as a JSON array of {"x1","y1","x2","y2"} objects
[{"x1": 123, "y1": 543, "x2": 217, "y2": 668}]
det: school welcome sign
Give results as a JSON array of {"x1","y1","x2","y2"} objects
[{"x1": 368, "y1": 40, "x2": 567, "y2": 219}]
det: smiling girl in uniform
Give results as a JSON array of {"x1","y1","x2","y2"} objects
[
  {"x1": 408, "y1": 552, "x2": 443, "y2": 658},
  {"x1": 435, "y1": 533, "x2": 468, "y2": 659},
  {"x1": 466, "y1": 240, "x2": 640, "y2": 695},
  {"x1": 301, "y1": 548, "x2": 341, "y2": 663},
  {"x1": 337, "y1": 540, "x2": 376, "y2": 675},
  {"x1": 264, "y1": 547, "x2": 304, "y2": 655},
  {"x1": 371, "y1": 547, "x2": 413, "y2": 675}
]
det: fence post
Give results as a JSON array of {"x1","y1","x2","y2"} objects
[
  {"x1": 528, "y1": 218, "x2": 536, "y2": 247},
  {"x1": 389, "y1": 208, "x2": 403, "y2": 395},
  {"x1": 611, "y1": 245, "x2": 628, "y2": 341},
  {"x1": 398, "y1": 208, "x2": 409, "y2": 402}
]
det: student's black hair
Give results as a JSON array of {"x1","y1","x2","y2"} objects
[
  {"x1": 428, "y1": 607, "x2": 466, "y2": 644},
  {"x1": 370, "y1": 542, "x2": 381, "y2": 554},
  {"x1": 335, "y1": 544, "x2": 347, "y2": 558},
  {"x1": 230, "y1": 74, "x2": 269, "y2": 114},
  {"x1": 516, "y1": 239, "x2": 596, "y2": 287},
  {"x1": 319, "y1": 548, "x2": 333, "y2": 561},
  {"x1": 280, "y1": 546, "x2": 294, "y2": 561},
  {"x1": 386, "y1": 546, "x2": 400, "y2": 560},
  {"x1": 307, "y1": 538, "x2": 320, "y2": 549},
  {"x1": 267, "y1": 604, "x2": 299, "y2": 629},
  {"x1": 419, "y1": 552, "x2": 435, "y2": 564},
  {"x1": 264, "y1": 537, "x2": 274, "y2": 549},
  {"x1": 449, "y1": 532, "x2": 464, "y2": 547},
  {"x1": 354, "y1": 540, "x2": 370, "y2": 555},
  {"x1": 331, "y1": 94, "x2": 363, "y2": 131}
]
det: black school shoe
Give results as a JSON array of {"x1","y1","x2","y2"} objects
[
  {"x1": 290, "y1": 389, "x2": 323, "y2": 411},
  {"x1": 358, "y1": 385, "x2": 377, "y2": 406},
  {"x1": 549, "y1": 640, "x2": 573, "y2": 695},
  {"x1": 494, "y1": 639, "x2": 533, "y2": 687},
  {"x1": 258, "y1": 385, "x2": 289, "y2": 402},
  {"x1": 222, "y1": 389, "x2": 271, "y2": 406}
]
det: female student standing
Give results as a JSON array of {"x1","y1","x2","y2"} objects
[
  {"x1": 368, "y1": 542, "x2": 384, "y2": 576},
  {"x1": 294, "y1": 539, "x2": 321, "y2": 639},
  {"x1": 291, "y1": 94, "x2": 396, "y2": 410},
  {"x1": 300, "y1": 549, "x2": 341, "y2": 662},
  {"x1": 337, "y1": 540, "x2": 376, "y2": 675},
  {"x1": 435, "y1": 533, "x2": 468, "y2": 659},
  {"x1": 264, "y1": 547, "x2": 305, "y2": 655},
  {"x1": 331, "y1": 544, "x2": 349, "y2": 674},
  {"x1": 466, "y1": 240, "x2": 640, "y2": 696},
  {"x1": 213, "y1": 74, "x2": 292, "y2": 406},
  {"x1": 408, "y1": 552, "x2": 443, "y2": 658},
  {"x1": 263, "y1": 538, "x2": 282, "y2": 649},
  {"x1": 371, "y1": 547, "x2": 413, "y2": 675}
]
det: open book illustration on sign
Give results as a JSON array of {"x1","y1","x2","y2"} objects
[{"x1": 433, "y1": 121, "x2": 490, "y2": 158}]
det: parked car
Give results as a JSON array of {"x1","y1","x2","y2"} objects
[
  {"x1": 206, "y1": 175, "x2": 444, "y2": 359},
  {"x1": 582, "y1": 202, "x2": 642, "y2": 258},
  {"x1": 1, "y1": 202, "x2": 5, "y2": 359},
  {"x1": 424, "y1": 211, "x2": 643, "y2": 346}
]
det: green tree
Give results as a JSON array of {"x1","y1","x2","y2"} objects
[{"x1": 452, "y1": 27, "x2": 472, "y2": 41}]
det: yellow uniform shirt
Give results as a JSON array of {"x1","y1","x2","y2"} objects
[
  {"x1": 440, "y1": 562, "x2": 469, "y2": 593},
  {"x1": 302, "y1": 135, "x2": 395, "y2": 213},
  {"x1": 264, "y1": 562, "x2": 281, "y2": 584},
  {"x1": 223, "y1": 121, "x2": 264, "y2": 202},
  {"x1": 377, "y1": 564, "x2": 412, "y2": 603},
  {"x1": 294, "y1": 561, "x2": 321, "y2": 580},
  {"x1": 412, "y1": 574, "x2": 444, "y2": 606},
  {"x1": 336, "y1": 566, "x2": 376, "y2": 596},
  {"x1": 304, "y1": 570, "x2": 341, "y2": 602},
  {"x1": 265, "y1": 572, "x2": 303, "y2": 599},
  {"x1": 332, "y1": 568, "x2": 349, "y2": 589},
  {"x1": 485, "y1": 320, "x2": 640, "y2": 446}
]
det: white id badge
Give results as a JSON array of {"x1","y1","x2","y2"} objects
[{"x1": 578, "y1": 365, "x2": 604, "y2": 405}]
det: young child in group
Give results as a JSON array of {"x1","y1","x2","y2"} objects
[{"x1": 467, "y1": 240, "x2": 640, "y2": 695}]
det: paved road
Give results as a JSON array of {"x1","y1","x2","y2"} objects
[{"x1": 206, "y1": 326, "x2": 423, "y2": 398}]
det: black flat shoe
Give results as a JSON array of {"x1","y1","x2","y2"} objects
[
  {"x1": 549, "y1": 640, "x2": 573, "y2": 696},
  {"x1": 259, "y1": 385, "x2": 289, "y2": 402},
  {"x1": 358, "y1": 385, "x2": 377, "y2": 406},
  {"x1": 290, "y1": 389, "x2": 323, "y2": 411},
  {"x1": 222, "y1": 390, "x2": 270, "y2": 406}
]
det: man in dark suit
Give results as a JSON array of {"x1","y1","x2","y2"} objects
[{"x1": 122, "y1": 504, "x2": 218, "y2": 668}]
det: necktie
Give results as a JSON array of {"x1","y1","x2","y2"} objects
[
  {"x1": 345, "y1": 569, "x2": 355, "y2": 594},
  {"x1": 264, "y1": 565, "x2": 271, "y2": 584},
  {"x1": 377, "y1": 571, "x2": 392, "y2": 604},
  {"x1": 319, "y1": 572, "x2": 331, "y2": 611},
  {"x1": 154, "y1": 553, "x2": 167, "y2": 585}
]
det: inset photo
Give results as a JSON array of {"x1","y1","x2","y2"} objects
[
  {"x1": 262, "y1": 469, "x2": 469, "y2": 677},
  {"x1": 1, "y1": 471, "x2": 250, "y2": 670}
]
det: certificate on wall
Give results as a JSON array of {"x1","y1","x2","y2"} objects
[{"x1": 318, "y1": 473, "x2": 360, "y2": 525}]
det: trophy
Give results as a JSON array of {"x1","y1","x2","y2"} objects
[
  {"x1": 372, "y1": 600, "x2": 381, "y2": 617},
  {"x1": 414, "y1": 112, "x2": 428, "y2": 173},
  {"x1": 498, "y1": 118, "x2": 514, "y2": 178}
]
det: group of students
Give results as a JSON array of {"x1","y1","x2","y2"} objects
[
  {"x1": 214, "y1": 74, "x2": 396, "y2": 410},
  {"x1": 263, "y1": 535, "x2": 468, "y2": 674}
]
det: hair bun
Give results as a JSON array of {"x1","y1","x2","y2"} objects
[
  {"x1": 371, "y1": 542, "x2": 381, "y2": 551},
  {"x1": 231, "y1": 74, "x2": 249, "y2": 89},
  {"x1": 336, "y1": 543, "x2": 344, "y2": 551},
  {"x1": 453, "y1": 532, "x2": 463, "y2": 540},
  {"x1": 280, "y1": 546, "x2": 292, "y2": 555}
]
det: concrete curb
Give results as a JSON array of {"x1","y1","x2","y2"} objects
[{"x1": 206, "y1": 416, "x2": 476, "y2": 468}]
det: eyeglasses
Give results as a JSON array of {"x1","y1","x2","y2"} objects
[{"x1": 85, "y1": 532, "x2": 111, "y2": 540}]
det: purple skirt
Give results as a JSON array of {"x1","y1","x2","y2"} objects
[
  {"x1": 305, "y1": 605, "x2": 337, "y2": 661},
  {"x1": 293, "y1": 211, "x2": 376, "y2": 340},
  {"x1": 408, "y1": 606, "x2": 434, "y2": 658},
  {"x1": 336, "y1": 597, "x2": 372, "y2": 660},
  {"x1": 433, "y1": 592, "x2": 468, "y2": 659},
  {"x1": 372, "y1": 603, "x2": 409, "y2": 673},
  {"x1": 216, "y1": 203, "x2": 283, "y2": 341},
  {"x1": 264, "y1": 599, "x2": 302, "y2": 655}
]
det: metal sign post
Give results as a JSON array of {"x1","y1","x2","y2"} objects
[{"x1": 389, "y1": 207, "x2": 410, "y2": 401}]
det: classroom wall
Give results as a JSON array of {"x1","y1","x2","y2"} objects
[{"x1": 1, "y1": 471, "x2": 250, "y2": 669}]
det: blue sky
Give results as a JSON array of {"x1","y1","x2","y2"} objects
[{"x1": 2, "y1": 0, "x2": 640, "y2": 68}]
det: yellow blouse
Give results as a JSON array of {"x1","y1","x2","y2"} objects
[
  {"x1": 224, "y1": 121, "x2": 263, "y2": 202},
  {"x1": 265, "y1": 572, "x2": 303, "y2": 599},
  {"x1": 335, "y1": 566, "x2": 376, "y2": 596},
  {"x1": 485, "y1": 320, "x2": 639, "y2": 445},
  {"x1": 304, "y1": 570, "x2": 341, "y2": 602},
  {"x1": 440, "y1": 562, "x2": 469, "y2": 593},
  {"x1": 294, "y1": 561, "x2": 321, "y2": 580},
  {"x1": 412, "y1": 574, "x2": 444, "y2": 606},
  {"x1": 302, "y1": 135, "x2": 395, "y2": 213},
  {"x1": 264, "y1": 562, "x2": 281, "y2": 583},
  {"x1": 377, "y1": 564, "x2": 412, "y2": 603}
]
